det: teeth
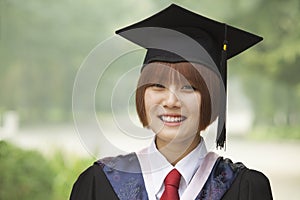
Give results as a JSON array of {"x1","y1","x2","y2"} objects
[{"x1": 161, "y1": 116, "x2": 184, "y2": 123}]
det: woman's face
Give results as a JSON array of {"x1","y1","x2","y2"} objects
[{"x1": 144, "y1": 79, "x2": 201, "y2": 145}]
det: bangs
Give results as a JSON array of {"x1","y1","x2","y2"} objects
[{"x1": 137, "y1": 62, "x2": 205, "y2": 90}]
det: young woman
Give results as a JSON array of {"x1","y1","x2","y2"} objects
[{"x1": 70, "y1": 4, "x2": 273, "y2": 200}]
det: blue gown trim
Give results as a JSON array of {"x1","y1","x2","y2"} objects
[
  {"x1": 96, "y1": 153, "x2": 149, "y2": 200},
  {"x1": 196, "y1": 157, "x2": 245, "y2": 199},
  {"x1": 96, "y1": 153, "x2": 244, "y2": 200}
]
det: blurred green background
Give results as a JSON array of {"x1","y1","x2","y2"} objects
[{"x1": 0, "y1": 0, "x2": 300, "y2": 199}]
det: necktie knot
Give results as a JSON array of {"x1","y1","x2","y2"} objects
[
  {"x1": 164, "y1": 169, "x2": 181, "y2": 188},
  {"x1": 160, "y1": 169, "x2": 181, "y2": 200}
]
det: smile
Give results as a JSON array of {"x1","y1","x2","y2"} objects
[{"x1": 159, "y1": 115, "x2": 186, "y2": 123}]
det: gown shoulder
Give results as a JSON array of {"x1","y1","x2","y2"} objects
[
  {"x1": 222, "y1": 167, "x2": 273, "y2": 200},
  {"x1": 69, "y1": 164, "x2": 119, "y2": 200}
]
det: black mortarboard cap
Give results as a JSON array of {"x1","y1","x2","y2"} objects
[{"x1": 116, "y1": 4, "x2": 263, "y2": 148}]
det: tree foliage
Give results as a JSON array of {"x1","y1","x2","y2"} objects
[
  {"x1": 0, "y1": 140, "x2": 93, "y2": 199},
  {"x1": 0, "y1": 141, "x2": 54, "y2": 200},
  {"x1": 228, "y1": 0, "x2": 300, "y2": 126}
]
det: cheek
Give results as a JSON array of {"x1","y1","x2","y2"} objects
[
  {"x1": 144, "y1": 90, "x2": 165, "y2": 122},
  {"x1": 194, "y1": 95, "x2": 201, "y2": 112},
  {"x1": 144, "y1": 90, "x2": 156, "y2": 122},
  {"x1": 144, "y1": 89, "x2": 161, "y2": 109},
  {"x1": 184, "y1": 94, "x2": 201, "y2": 129},
  {"x1": 181, "y1": 93, "x2": 201, "y2": 111},
  {"x1": 144, "y1": 91, "x2": 152, "y2": 114}
]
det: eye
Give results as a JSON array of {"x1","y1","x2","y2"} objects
[
  {"x1": 149, "y1": 83, "x2": 165, "y2": 90},
  {"x1": 151, "y1": 83, "x2": 165, "y2": 88},
  {"x1": 181, "y1": 85, "x2": 196, "y2": 91}
]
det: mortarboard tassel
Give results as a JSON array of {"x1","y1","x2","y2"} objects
[{"x1": 216, "y1": 24, "x2": 228, "y2": 149}]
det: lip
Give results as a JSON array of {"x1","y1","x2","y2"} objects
[{"x1": 158, "y1": 114, "x2": 187, "y2": 126}]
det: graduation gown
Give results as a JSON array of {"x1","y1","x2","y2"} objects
[{"x1": 70, "y1": 153, "x2": 273, "y2": 200}]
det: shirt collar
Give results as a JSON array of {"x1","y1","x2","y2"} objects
[
  {"x1": 147, "y1": 138, "x2": 208, "y2": 196},
  {"x1": 143, "y1": 140, "x2": 170, "y2": 195},
  {"x1": 175, "y1": 139, "x2": 207, "y2": 186}
]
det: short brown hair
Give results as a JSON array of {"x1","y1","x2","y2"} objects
[{"x1": 135, "y1": 62, "x2": 220, "y2": 132}]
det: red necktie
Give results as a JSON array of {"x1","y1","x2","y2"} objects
[{"x1": 160, "y1": 169, "x2": 181, "y2": 200}]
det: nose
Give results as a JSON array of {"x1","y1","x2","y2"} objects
[{"x1": 163, "y1": 89, "x2": 181, "y2": 108}]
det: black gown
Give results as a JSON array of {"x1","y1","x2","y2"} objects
[{"x1": 70, "y1": 154, "x2": 273, "y2": 200}]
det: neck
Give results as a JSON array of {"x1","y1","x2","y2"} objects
[{"x1": 156, "y1": 135, "x2": 201, "y2": 166}]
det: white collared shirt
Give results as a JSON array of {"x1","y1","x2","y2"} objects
[{"x1": 136, "y1": 138, "x2": 208, "y2": 200}]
